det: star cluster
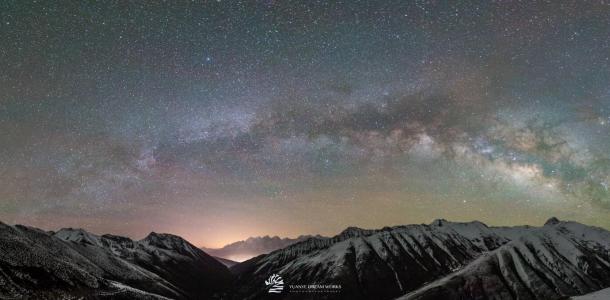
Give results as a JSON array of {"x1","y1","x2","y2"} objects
[{"x1": 0, "y1": 1, "x2": 609, "y2": 247}]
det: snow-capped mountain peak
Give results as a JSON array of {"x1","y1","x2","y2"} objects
[
  {"x1": 337, "y1": 226, "x2": 374, "y2": 238},
  {"x1": 54, "y1": 227, "x2": 102, "y2": 246},
  {"x1": 142, "y1": 232, "x2": 189, "y2": 249}
]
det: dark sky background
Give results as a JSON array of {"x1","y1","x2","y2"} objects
[{"x1": 1, "y1": 1, "x2": 609, "y2": 247}]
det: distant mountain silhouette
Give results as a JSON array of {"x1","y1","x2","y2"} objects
[{"x1": 202, "y1": 235, "x2": 317, "y2": 262}]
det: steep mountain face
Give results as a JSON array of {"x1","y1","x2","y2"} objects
[
  {"x1": 400, "y1": 219, "x2": 610, "y2": 300},
  {"x1": 0, "y1": 223, "x2": 112, "y2": 299},
  {"x1": 230, "y1": 220, "x2": 527, "y2": 300},
  {"x1": 135, "y1": 232, "x2": 233, "y2": 298},
  {"x1": 0, "y1": 222, "x2": 232, "y2": 299},
  {"x1": 52, "y1": 228, "x2": 185, "y2": 298},
  {"x1": 203, "y1": 235, "x2": 315, "y2": 262}
]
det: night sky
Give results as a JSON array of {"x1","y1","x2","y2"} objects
[{"x1": 1, "y1": 1, "x2": 609, "y2": 247}]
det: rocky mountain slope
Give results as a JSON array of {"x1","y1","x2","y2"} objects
[
  {"x1": 0, "y1": 222, "x2": 232, "y2": 299},
  {"x1": 399, "y1": 218, "x2": 610, "y2": 300},
  {"x1": 230, "y1": 218, "x2": 610, "y2": 300},
  {"x1": 230, "y1": 219, "x2": 530, "y2": 299}
]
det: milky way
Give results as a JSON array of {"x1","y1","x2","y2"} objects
[{"x1": 1, "y1": 1, "x2": 609, "y2": 247}]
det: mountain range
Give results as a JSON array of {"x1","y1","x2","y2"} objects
[
  {"x1": 231, "y1": 217, "x2": 610, "y2": 299},
  {"x1": 0, "y1": 222, "x2": 231, "y2": 299},
  {"x1": 1, "y1": 218, "x2": 609, "y2": 299},
  {"x1": 202, "y1": 235, "x2": 317, "y2": 263}
]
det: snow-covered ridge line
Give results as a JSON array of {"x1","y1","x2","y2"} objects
[
  {"x1": 246, "y1": 218, "x2": 526, "y2": 264},
  {"x1": 231, "y1": 218, "x2": 531, "y2": 299},
  {"x1": 399, "y1": 219, "x2": 610, "y2": 300},
  {"x1": 231, "y1": 218, "x2": 610, "y2": 300}
]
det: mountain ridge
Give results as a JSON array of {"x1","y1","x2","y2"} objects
[
  {"x1": 229, "y1": 218, "x2": 610, "y2": 300},
  {"x1": 399, "y1": 219, "x2": 610, "y2": 300},
  {"x1": 0, "y1": 221, "x2": 232, "y2": 299}
]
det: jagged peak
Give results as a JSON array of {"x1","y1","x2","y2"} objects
[
  {"x1": 245, "y1": 235, "x2": 285, "y2": 242},
  {"x1": 143, "y1": 231, "x2": 185, "y2": 242},
  {"x1": 340, "y1": 226, "x2": 364, "y2": 233},
  {"x1": 297, "y1": 234, "x2": 320, "y2": 239},
  {"x1": 429, "y1": 219, "x2": 489, "y2": 228},
  {"x1": 55, "y1": 227, "x2": 97, "y2": 236},
  {"x1": 337, "y1": 226, "x2": 373, "y2": 238},
  {"x1": 142, "y1": 232, "x2": 194, "y2": 251},
  {"x1": 54, "y1": 227, "x2": 101, "y2": 245},
  {"x1": 245, "y1": 236, "x2": 260, "y2": 242},
  {"x1": 544, "y1": 217, "x2": 560, "y2": 226}
]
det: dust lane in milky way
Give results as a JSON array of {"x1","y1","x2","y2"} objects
[{"x1": 0, "y1": 1, "x2": 609, "y2": 247}]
